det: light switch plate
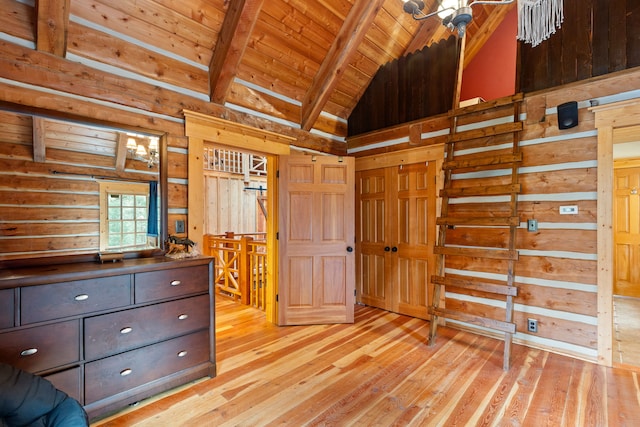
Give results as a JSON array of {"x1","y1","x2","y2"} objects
[
  {"x1": 527, "y1": 219, "x2": 538, "y2": 232},
  {"x1": 175, "y1": 220, "x2": 185, "y2": 233},
  {"x1": 559, "y1": 205, "x2": 578, "y2": 215}
]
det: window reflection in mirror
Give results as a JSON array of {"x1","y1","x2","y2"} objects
[{"x1": 99, "y1": 181, "x2": 160, "y2": 252}]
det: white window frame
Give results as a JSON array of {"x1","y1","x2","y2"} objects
[{"x1": 99, "y1": 181, "x2": 153, "y2": 252}]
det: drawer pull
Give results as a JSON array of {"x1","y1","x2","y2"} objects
[
  {"x1": 74, "y1": 294, "x2": 89, "y2": 301},
  {"x1": 120, "y1": 368, "x2": 132, "y2": 377},
  {"x1": 178, "y1": 314, "x2": 188, "y2": 320},
  {"x1": 120, "y1": 327, "x2": 133, "y2": 334},
  {"x1": 177, "y1": 351, "x2": 188, "y2": 358},
  {"x1": 170, "y1": 280, "x2": 181, "y2": 286},
  {"x1": 20, "y1": 348, "x2": 38, "y2": 357}
]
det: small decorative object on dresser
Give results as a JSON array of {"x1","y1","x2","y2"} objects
[{"x1": 0, "y1": 256, "x2": 215, "y2": 421}]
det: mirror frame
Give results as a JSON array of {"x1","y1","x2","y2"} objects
[{"x1": 0, "y1": 104, "x2": 168, "y2": 265}]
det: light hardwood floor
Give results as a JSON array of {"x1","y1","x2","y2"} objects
[
  {"x1": 93, "y1": 298, "x2": 640, "y2": 426},
  {"x1": 614, "y1": 296, "x2": 640, "y2": 367}
]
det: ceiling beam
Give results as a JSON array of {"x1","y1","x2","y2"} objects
[
  {"x1": 300, "y1": 0, "x2": 385, "y2": 131},
  {"x1": 209, "y1": 0, "x2": 264, "y2": 104},
  {"x1": 115, "y1": 133, "x2": 128, "y2": 172},
  {"x1": 403, "y1": 0, "x2": 444, "y2": 54},
  {"x1": 32, "y1": 117, "x2": 46, "y2": 163},
  {"x1": 35, "y1": 0, "x2": 70, "y2": 56}
]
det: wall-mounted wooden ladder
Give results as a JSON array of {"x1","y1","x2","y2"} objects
[{"x1": 428, "y1": 94, "x2": 524, "y2": 371}]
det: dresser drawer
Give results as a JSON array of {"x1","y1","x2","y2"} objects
[
  {"x1": 44, "y1": 367, "x2": 83, "y2": 404},
  {"x1": 0, "y1": 289, "x2": 13, "y2": 329},
  {"x1": 21, "y1": 275, "x2": 131, "y2": 324},
  {"x1": 84, "y1": 294, "x2": 210, "y2": 360},
  {"x1": 135, "y1": 265, "x2": 209, "y2": 303},
  {"x1": 0, "y1": 320, "x2": 80, "y2": 373},
  {"x1": 85, "y1": 330, "x2": 210, "y2": 404}
]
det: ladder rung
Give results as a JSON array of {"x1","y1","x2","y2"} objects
[
  {"x1": 451, "y1": 93, "x2": 524, "y2": 116},
  {"x1": 434, "y1": 246, "x2": 519, "y2": 260},
  {"x1": 440, "y1": 183, "x2": 520, "y2": 198},
  {"x1": 431, "y1": 275, "x2": 518, "y2": 296},
  {"x1": 450, "y1": 122, "x2": 523, "y2": 143},
  {"x1": 428, "y1": 307, "x2": 517, "y2": 334},
  {"x1": 437, "y1": 216, "x2": 520, "y2": 226},
  {"x1": 443, "y1": 153, "x2": 522, "y2": 170}
]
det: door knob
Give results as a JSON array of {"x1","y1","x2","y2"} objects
[
  {"x1": 347, "y1": 246, "x2": 353, "y2": 252},
  {"x1": 384, "y1": 246, "x2": 391, "y2": 252},
  {"x1": 391, "y1": 247, "x2": 398, "y2": 252}
]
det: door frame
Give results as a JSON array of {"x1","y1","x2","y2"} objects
[
  {"x1": 355, "y1": 144, "x2": 445, "y2": 313},
  {"x1": 591, "y1": 99, "x2": 640, "y2": 367},
  {"x1": 184, "y1": 110, "x2": 293, "y2": 323}
]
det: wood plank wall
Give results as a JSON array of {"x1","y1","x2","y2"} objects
[
  {"x1": 518, "y1": 0, "x2": 640, "y2": 93},
  {"x1": 348, "y1": 67, "x2": 640, "y2": 362},
  {"x1": 204, "y1": 172, "x2": 267, "y2": 236},
  {"x1": 0, "y1": 112, "x2": 166, "y2": 262},
  {"x1": 348, "y1": 36, "x2": 459, "y2": 136},
  {"x1": 0, "y1": 0, "x2": 345, "y2": 155}
]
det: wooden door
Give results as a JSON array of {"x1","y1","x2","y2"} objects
[
  {"x1": 356, "y1": 162, "x2": 437, "y2": 319},
  {"x1": 356, "y1": 167, "x2": 390, "y2": 309},
  {"x1": 394, "y1": 162, "x2": 437, "y2": 318},
  {"x1": 614, "y1": 166, "x2": 640, "y2": 297},
  {"x1": 278, "y1": 155, "x2": 355, "y2": 325}
]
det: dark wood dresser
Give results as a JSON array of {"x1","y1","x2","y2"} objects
[{"x1": 0, "y1": 256, "x2": 215, "y2": 420}]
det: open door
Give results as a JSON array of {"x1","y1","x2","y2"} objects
[
  {"x1": 278, "y1": 154, "x2": 355, "y2": 325},
  {"x1": 614, "y1": 166, "x2": 640, "y2": 297}
]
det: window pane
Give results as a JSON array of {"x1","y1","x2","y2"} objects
[
  {"x1": 135, "y1": 207, "x2": 147, "y2": 220},
  {"x1": 122, "y1": 207, "x2": 135, "y2": 220},
  {"x1": 122, "y1": 233, "x2": 135, "y2": 246},
  {"x1": 108, "y1": 208, "x2": 121, "y2": 220},
  {"x1": 108, "y1": 195, "x2": 121, "y2": 206},
  {"x1": 108, "y1": 222, "x2": 121, "y2": 233},
  {"x1": 121, "y1": 195, "x2": 135, "y2": 206},
  {"x1": 122, "y1": 220, "x2": 136, "y2": 233},
  {"x1": 108, "y1": 235, "x2": 121, "y2": 248}
]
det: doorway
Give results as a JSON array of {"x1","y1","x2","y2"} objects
[
  {"x1": 592, "y1": 100, "x2": 640, "y2": 367},
  {"x1": 612, "y1": 152, "x2": 640, "y2": 366},
  {"x1": 184, "y1": 111, "x2": 292, "y2": 324}
]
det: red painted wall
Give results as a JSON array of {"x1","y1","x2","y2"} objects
[{"x1": 460, "y1": 7, "x2": 517, "y2": 102}]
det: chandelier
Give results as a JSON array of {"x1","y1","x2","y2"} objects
[
  {"x1": 403, "y1": 1, "x2": 515, "y2": 36},
  {"x1": 402, "y1": 0, "x2": 564, "y2": 46},
  {"x1": 126, "y1": 133, "x2": 159, "y2": 168}
]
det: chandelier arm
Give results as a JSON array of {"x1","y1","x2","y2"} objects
[
  {"x1": 412, "y1": 6, "x2": 456, "y2": 21},
  {"x1": 468, "y1": 0, "x2": 515, "y2": 6}
]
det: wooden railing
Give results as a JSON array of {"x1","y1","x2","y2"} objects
[
  {"x1": 204, "y1": 232, "x2": 267, "y2": 311},
  {"x1": 203, "y1": 147, "x2": 267, "y2": 177}
]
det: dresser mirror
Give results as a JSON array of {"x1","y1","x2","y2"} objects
[{"x1": 0, "y1": 109, "x2": 167, "y2": 262}]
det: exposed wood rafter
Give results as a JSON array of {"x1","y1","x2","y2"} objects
[
  {"x1": 209, "y1": 0, "x2": 265, "y2": 104},
  {"x1": 300, "y1": 0, "x2": 385, "y2": 131},
  {"x1": 403, "y1": 0, "x2": 443, "y2": 54},
  {"x1": 115, "y1": 133, "x2": 128, "y2": 172},
  {"x1": 32, "y1": 116, "x2": 46, "y2": 163},
  {"x1": 35, "y1": 0, "x2": 70, "y2": 56}
]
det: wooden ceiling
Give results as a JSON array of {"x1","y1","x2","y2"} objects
[{"x1": 4, "y1": 0, "x2": 514, "y2": 142}]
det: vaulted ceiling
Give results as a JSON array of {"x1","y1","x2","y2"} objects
[{"x1": 2, "y1": 0, "x2": 514, "y2": 144}]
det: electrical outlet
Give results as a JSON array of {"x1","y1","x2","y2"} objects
[
  {"x1": 527, "y1": 219, "x2": 538, "y2": 232},
  {"x1": 527, "y1": 318, "x2": 538, "y2": 333},
  {"x1": 175, "y1": 220, "x2": 185, "y2": 233}
]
